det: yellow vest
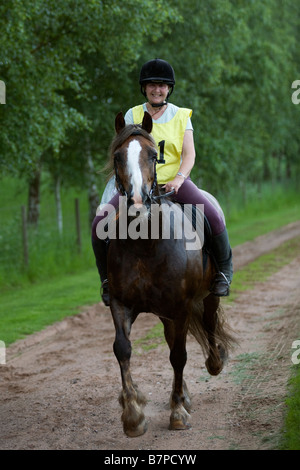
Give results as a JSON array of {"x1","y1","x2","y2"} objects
[{"x1": 132, "y1": 105, "x2": 192, "y2": 184}]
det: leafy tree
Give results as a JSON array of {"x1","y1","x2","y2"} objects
[
  {"x1": 135, "y1": 0, "x2": 300, "y2": 200},
  {"x1": 1, "y1": 0, "x2": 299, "y2": 229},
  {"x1": 0, "y1": 0, "x2": 179, "y2": 225}
]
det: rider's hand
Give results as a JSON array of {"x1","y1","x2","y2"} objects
[{"x1": 163, "y1": 174, "x2": 185, "y2": 194}]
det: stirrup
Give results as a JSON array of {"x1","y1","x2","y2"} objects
[
  {"x1": 210, "y1": 272, "x2": 231, "y2": 297},
  {"x1": 101, "y1": 279, "x2": 110, "y2": 306}
]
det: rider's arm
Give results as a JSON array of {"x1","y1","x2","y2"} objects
[{"x1": 164, "y1": 130, "x2": 196, "y2": 193}]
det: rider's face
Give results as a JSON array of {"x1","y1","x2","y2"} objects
[{"x1": 144, "y1": 82, "x2": 170, "y2": 105}]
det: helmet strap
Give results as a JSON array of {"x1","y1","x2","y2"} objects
[{"x1": 151, "y1": 100, "x2": 167, "y2": 108}]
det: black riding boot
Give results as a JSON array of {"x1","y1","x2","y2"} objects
[
  {"x1": 209, "y1": 228, "x2": 233, "y2": 297},
  {"x1": 91, "y1": 237, "x2": 110, "y2": 306}
]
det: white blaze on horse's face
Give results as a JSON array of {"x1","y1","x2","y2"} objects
[{"x1": 126, "y1": 139, "x2": 143, "y2": 207}]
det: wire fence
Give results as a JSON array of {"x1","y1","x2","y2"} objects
[
  {"x1": 20, "y1": 199, "x2": 82, "y2": 268},
  {"x1": 0, "y1": 198, "x2": 94, "y2": 289}
]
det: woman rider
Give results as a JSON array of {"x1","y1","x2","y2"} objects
[{"x1": 92, "y1": 58, "x2": 233, "y2": 306}]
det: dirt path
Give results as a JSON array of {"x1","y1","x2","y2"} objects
[{"x1": 1, "y1": 221, "x2": 300, "y2": 450}]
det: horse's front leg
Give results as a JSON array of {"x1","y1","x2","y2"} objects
[
  {"x1": 161, "y1": 318, "x2": 192, "y2": 430},
  {"x1": 111, "y1": 300, "x2": 147, "y2": 437}
]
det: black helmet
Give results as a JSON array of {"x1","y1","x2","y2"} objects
[
  {"x1": 139, "y1": 59, "x2": 175, "y2": 86},
  {"x1": 139, "y1": 59, "x2": 175, "y2": 103}
]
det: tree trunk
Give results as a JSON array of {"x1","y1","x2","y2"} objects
[
  {"x1": 55, "y1": 175, "x2": 63, "y2": 235},
  {"x1": 27, "y1": 168, "x2": 41, "y2": 227},
  {"x1": 85, "y1": 135, "x2": 100, "y2": 228},
  {"x1": 286, "y1": 156, "x2": 292, "y2": 180}
]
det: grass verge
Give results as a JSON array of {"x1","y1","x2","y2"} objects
[
  {"x1": 0, "y1": 269, "x2": 99, "y2": 345},
  {"x1": 280, "y1": 370, "x2": 300, "y2": 450},
  {"x1": 228, "y1": 236, "x2": 300, "y2": 301}
]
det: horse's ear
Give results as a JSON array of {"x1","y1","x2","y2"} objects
[
  {"x1": 115, "y1": 112, "x2": 126, "y2": 134},
  {"x1": 142, "y1": 111, "x2": 153, "y2": 134}
]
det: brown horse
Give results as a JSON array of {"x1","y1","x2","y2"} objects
[{"x1": 104, "y1": 111, "x2": 235, "y2": 437}]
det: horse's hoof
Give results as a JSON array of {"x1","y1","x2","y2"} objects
[
  {"x1": 169, "y1": 419, "x2": 191, "y2": 431},
  {"x1": 169, "y1": 407, "x2": 191, "y2": 431},
  {"x1": 124, "y1": 419, "x2": 148, "y2": 437},
  {"x1": 205, "y1": 357, "x2": 223, "y2": 376}
]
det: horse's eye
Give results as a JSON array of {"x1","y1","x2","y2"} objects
[{"x1": 149, "y1": 150, "x2": 157, "y2": 161}]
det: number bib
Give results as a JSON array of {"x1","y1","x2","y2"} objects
[{"x1": 132, "y1": 105, "x2": 192, "y2": 184}]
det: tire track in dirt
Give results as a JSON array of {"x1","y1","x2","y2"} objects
[{"x1": 0, "y1": 221, "x2": 300, "y2": 450}]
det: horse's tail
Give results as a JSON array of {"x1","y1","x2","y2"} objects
[{"x1": 188, "y1": 300, "x2": 237, "y2": 362}]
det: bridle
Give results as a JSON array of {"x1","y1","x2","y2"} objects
[{"x1": 114, "y1": 130, "x2": 175, "y2": 203}]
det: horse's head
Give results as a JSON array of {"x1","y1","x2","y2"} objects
[{"x1": 112, "y1": 112, "x2": 157, "y2": 208}]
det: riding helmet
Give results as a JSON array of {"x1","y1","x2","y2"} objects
[{"x1": 139, "y1": 59, "x2": 175, "y2": 100}]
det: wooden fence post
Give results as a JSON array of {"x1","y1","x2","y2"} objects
[
  {"x1": 75, "y1": 198, "x2": 81, "y2": 253},
  {"x1": 21, "y1": 205, "x2": 29, "y2": 268}
]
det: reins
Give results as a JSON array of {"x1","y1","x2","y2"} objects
[{"x1": 151, "y1": 188, "x2": 175, "y2": 201}]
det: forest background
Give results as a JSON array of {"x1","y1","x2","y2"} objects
[{"x1": 0, "y1": 0, "x2": 300, "y2": 287}]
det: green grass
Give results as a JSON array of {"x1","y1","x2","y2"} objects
[
  {"x1": 224, "y1": 181, "x2": 300, "y2": 247},
  {"x1": 227, "y1": 203, "x2": 300, "y2": 247},
  {"x1": 280, "y1": 370, "x2": 300, "y2": 450},
  {"x1": 228, "y1": 236, "x2": 300, "y2": 302},
  {"x1": 0, "y1": 269, "x2": 99, "y2": 345},
  {"x1": 133, "y1": 321, "x2": 165, "y2": 352},
  {"x1": 0, "y1": 174, "x2": 105, "y2": 291}
]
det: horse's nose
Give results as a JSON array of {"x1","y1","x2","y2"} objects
[
  {"x1": 132, "y1": 193, "x2": 143, "y2": 207},
  {"x1": 128, "y1": 187, "x2": 143, "y2": 209},
  {"x1": 132, "y1": 200, "x2": 143, "y2": 209},
  {"x1": 128, "y1": 186, "x2": 150, "y2": 211}
]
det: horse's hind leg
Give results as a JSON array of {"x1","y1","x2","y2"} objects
[
  {"x1": 203, "y1": 294, "x2": 227, "y2": 376},
  {"x1": 161, "y1": 318, "x2": 191, "y2": 431},
  {"x1": 111, "y1": 301, "x2": 147, "y2": 437}
]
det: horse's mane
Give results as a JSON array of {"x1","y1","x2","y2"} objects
[
  {"x1": 104, "y1": 124, "x2": 157, "y2": 180},
  {"x1": 111, "y1": 124, "x2": 156, "y2": 155}
]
